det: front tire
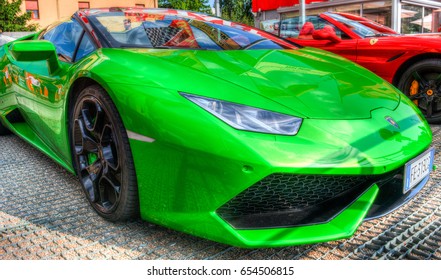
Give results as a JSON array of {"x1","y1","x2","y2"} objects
[
  {"x1": 70, "y1": 85, "x2": 139, "y2": 221},
  {"x1": 397, "y1": 59, "x2": 441, "y2": 123}
]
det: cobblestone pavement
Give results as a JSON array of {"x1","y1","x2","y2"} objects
[{"x1": 1, "y1": 126, "x2": 441, "y2": 260}]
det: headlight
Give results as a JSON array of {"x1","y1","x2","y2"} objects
[{"x1": 182, "y1": 93, "x2": 302, "y2": 135}]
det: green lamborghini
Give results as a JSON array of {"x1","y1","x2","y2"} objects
[{"x1": 0, "y1": 8, "x2": 434, "y2": 248}]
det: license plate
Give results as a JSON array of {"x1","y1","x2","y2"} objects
[{"x1": 403, "y1": 147, "x2": 435, "y2": 194}]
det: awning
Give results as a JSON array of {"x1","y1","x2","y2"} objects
[{"x1": 252, "y1": 0, "x2": 329, "y2": 12}]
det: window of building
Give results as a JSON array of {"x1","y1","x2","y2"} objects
[
  {"x1": 135, "y1": 4, "x2": 145, "y2": 7},
  {"x1": 78, "y1": 2, "x2": 90, "y2": 10},
  {"x1": 362, "y1": 1, "x2": 392, "y2": 27},
  {"x1": 401, "y1": 4, "x2": 422, "y2": 33},
  {"x1": 333, "y1": 4, "x2": 361, "y2": 15},
  {"x1": 26, "y1": 0, "x2": 39, "y2": 20},
  {"x1": 423, "y1": 7, "x2": 434, "y2": 33},
  {"x1": 401, "y1": 4, "x2": 441, "y2": 34},
  {"x1": 434, "y1": 9, "x2": 441, "y2": 33}
]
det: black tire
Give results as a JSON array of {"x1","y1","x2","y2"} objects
[
  {"x1": 70, "y1": 85, "x2": 139, "y2": 221},
  {"x1": 397, "y1": 59, "x2": 441, "y2": 123}
]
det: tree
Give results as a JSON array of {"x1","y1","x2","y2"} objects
[
  {"x1": 0, "y1": 0, "x2": 37, "y2": 32},
  {"x1": 158, "y1": 0, "x2": 212, "y2": 14},
  {"x1": 220, "y1": 0, "x2": 253, "y2": 26}
]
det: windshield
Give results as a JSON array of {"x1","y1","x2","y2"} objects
[
  {"x1": 88, "y1": 10, "x2": 296, "y2": 50},
  {"x1": 325, "y1": 12, "x2": 381, "y2": 38}
]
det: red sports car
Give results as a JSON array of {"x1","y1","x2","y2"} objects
[{"x1": 280, "y1": 12, "x2": 441, "y2": 123}]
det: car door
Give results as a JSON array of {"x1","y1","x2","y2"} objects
[
  {"x1": 8, "y1": 18, "x2": 96, "y2": 162},
  {"x1": 281, "y1": 15, "x2": 358, "y2": 62}
]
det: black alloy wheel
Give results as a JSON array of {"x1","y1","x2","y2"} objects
[
  {"x1": 397, "y1": 59, "x2": 441, "y2": 123},
  {"x1": 70, "y1": 85, "x2": 138, "y2": 221}
]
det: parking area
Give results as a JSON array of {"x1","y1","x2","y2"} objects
[{"x1": 1, "y1": 126, "x2": 441, "y2": 260}]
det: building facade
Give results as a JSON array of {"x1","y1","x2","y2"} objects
[
  {"x1": 21, "y1": 0, "x2": 158, "y2": 28},
  {"x1": 253, "y1": 0, "x2": 441, "y2": 34}
]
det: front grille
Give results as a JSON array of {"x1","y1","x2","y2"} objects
[{"x1": 217, "y1": 171, "x2": 402, "y2": 229}]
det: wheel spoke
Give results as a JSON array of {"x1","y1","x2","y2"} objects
[
  {"x1": 408, "y1": 92, "x2": 424, "y2": 101},
  {"x1": 426, "y1": 101, "x2": 433, "y2": 118},
  {"x1": 100, "y1": 125, "x2": 119, "y2": 170},
  {"x1": 81, "y1": 101, "x2": 106, "y2": 139},
  {"x1": 81, "y1": 160, "x2": 102, "y2": 201},
  {"x1": 81, "y1": 174, "x2": 97, "y2": 201},
  {"x1": 75, "y1": 118, "x2": 99, "y2": 154},
  {"x1": 85, "y1": 160, "x2": 102, "y2": 175},
  {"x1": 78, "y1": 155, "x2": 88, "y2": 170},
  {"x1": 412, "y1": 71, "x2": 427, "y2": 85},
  {"x1": 98, "y1": 171, "x2": 122, "y2": 209},
  {"x1": 100, "y1": 124, "x2": 113, "y2": 144},
  {"x1": 103, "y1": 144, "x2": 119, "y2": 170},
  {"x1": 101, "y1": 124, "x2": 119, "y2": 170}
]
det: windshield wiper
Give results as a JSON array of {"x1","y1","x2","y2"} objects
[{"x1": 365, "y1": 33, "x2": 390, "y2": 37}]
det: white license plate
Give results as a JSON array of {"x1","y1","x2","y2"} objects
[{"x1": 403, "y1": 147, "x2": 435, "y2": 194}]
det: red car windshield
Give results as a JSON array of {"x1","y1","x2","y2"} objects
[
  {"x1": 86, "y1": 9, "x2": 296, "y2": 50},
  {"x1": 325, "y1": 12, "x2": 383, "y2": 38},
  {"x1": 334, "y1": 12, "x2": 397, "y2": 35}
]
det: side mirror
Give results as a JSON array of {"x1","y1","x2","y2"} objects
[
  {"x1": 312, "y1": 26, "x2": 342, "y2": 43},
  {"x1": 8, "y1": 40, "x2": 61, "y2": 75}
]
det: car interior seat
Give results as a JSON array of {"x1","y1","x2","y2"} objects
[{"x1": 298, "y1": 22, "x2": 315, "y2": 39}]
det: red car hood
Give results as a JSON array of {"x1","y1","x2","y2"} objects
[{"x1": 373, "y1": 33, "x2": 441, "y2": 49}]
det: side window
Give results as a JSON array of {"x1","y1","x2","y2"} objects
[
  {"x1": 41, "y1": 19, "x2": 84, "y2": 62},
  {"x1": 299, "y1": 17, "x2": 347, "y2": 40},
  {"x1": 280, "y1": 17, "x2": 301, "y2": 38},
  {"x1": 75, "y1": 33, "x2": 96, "y2": 61},
  {"x1": 281, "y1": 16, "x2": 348, "y2": 40}
]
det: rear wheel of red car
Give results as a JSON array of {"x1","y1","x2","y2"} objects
[
  {"x1": 70, "y1": 85, "x2": 139, "y2": 221},
  {"x1": 397, "y1": 59, "x2": 441, "y2": 123}
]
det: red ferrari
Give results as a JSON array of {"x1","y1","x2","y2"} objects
[{"x1": 280, "y1": 12, "x2": 441, "y2": 123}]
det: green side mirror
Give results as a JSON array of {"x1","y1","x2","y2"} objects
[{"x1": 8, "y1": 40, "x2": 61, "y2": 75}]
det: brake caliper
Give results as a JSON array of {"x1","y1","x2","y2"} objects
[{"x1": 410, "y1": 80, "x2": 419, "y2": 105}]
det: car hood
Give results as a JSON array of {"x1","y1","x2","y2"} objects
[
  {"x1": 372, "y1": 33, "x2": 441, "y2": 48},
  {"x1": 100, "y1": 47, "x2": 400, "y2": 119}
]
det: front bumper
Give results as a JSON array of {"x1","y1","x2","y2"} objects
[
  {"x1": 130, "y1": 140, "x2": 432, "y2": 248},
  {"x1": 125, "y1": 88, "x2": 433, "y2": 248},
  {"x1": 217, "y1": 169, "x2": 403, "y2": 230},
  {"x1": 215, "y1": 163, "x2": 432, "y2": 248}
]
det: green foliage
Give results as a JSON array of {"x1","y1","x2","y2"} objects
[
  {"x1": 0, "y1": 0, "x2": 38, "y2": 32},
  {"x1": 220, "y1": 0, "x2": 253, "y2": 26},
  {"x1": 158, "y1": 0, "x2": 212, "y2": 14}
]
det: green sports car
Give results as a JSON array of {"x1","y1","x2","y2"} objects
[{"x1": 0, "y1": 8, "x2": 435, "y2": 248}]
